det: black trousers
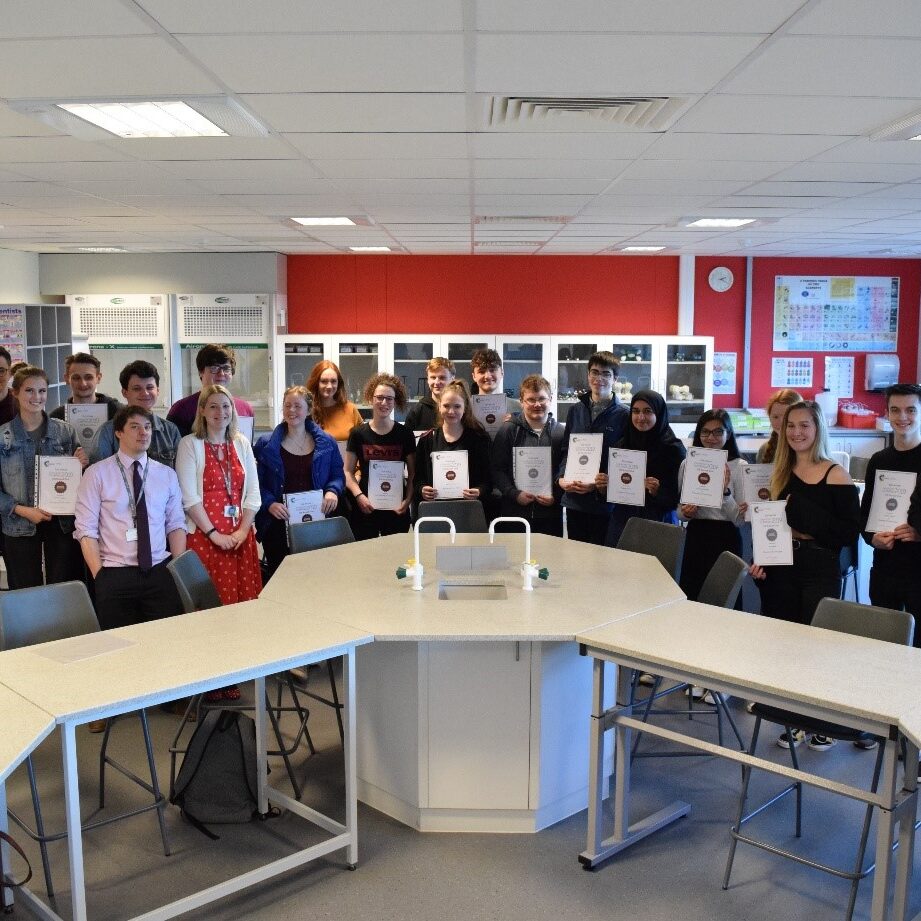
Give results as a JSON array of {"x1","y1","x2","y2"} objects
[
  {"x1": 565, "y1": 509, "x2": 608, "y2": 545},
  {"x1": 350, "y1": 508, "x2": 411, "y2": 541},
  {"x1": 93, "y1": 560, "x2": 184, "y2": 630},
  {"x1": 680, "y1": 518, "x2": 743, "y2": 602},
  {"x1": 4, "y1": 520, "x2": 84, "y2": 590},
  {"x1": 869, "y1": 566, "x2": 921, "y2": 648},
  {"x1": 758, "y1": 544, "x2": 841, "y2": 626}
]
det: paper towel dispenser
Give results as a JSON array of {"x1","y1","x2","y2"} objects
[{"x1": 865, "y1": 354, "x2": 900, "y2": 391}]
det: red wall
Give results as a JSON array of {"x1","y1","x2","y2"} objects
[
  {"x1": 749, "y1": 258, "x2": 920, "y2": 415},
  {"x1": 287, "y1": 255, "x2": 680, "y2": 334},
  {"x1": 693, "y1": 256, "x2": 749, "y2": 409}
]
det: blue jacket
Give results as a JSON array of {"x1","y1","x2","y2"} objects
[
  {"x1": 0, "y1": 413, "x2": 80, "y2": 536},
  {"x1": 254, "y1": 420, "x2": 345, "y2": 541},
  {"x1": 557, "y1": 393, "x2": 629, "y2": 517}
]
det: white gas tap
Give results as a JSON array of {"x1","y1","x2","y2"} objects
[
  {"x1": 489, "y1": 517, "x2": 548, "y2": 591},
  {"x1": 395, "y1": 516, "x2": 457, "y2": 591}
]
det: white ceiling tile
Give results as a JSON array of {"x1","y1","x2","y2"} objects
[
  {"x1": 677, "y1": 95, "x2": 921, "y2": 136},
  {"x1": 313, "y1": 159, "x2": 470, "y2": 180},
  {"x1": 333, "y1": 181, "x2": 470, "y2": 196},
  {"x1": 475, "y1": 34, "x2": 762, "y2": 95},
  {"x1": 0, "y1": 104, "x2": 64, "y2": 139},
  {"x1": 152, "y1": 160, "x2": 318, "y2": 181},
  {"x1": 620, "y1": 160, "x2": 793, "y2": 182},
  {"x1": 741, "y1": 181, "x2": 893, "y2": 197},
  {"x1": 247, "y1": 95, "x2": 467, "y2": 133},
  {"x1": 472, "y1": 133, "x2": 657, "y2": 160},
  {"x1": 182, "y1": 35, "x2": 464, "y2": 93},
  {"x1": 191, "y1": 179, "x2": 335, "y2": 196},
  {"x1": 474, "y1": 160, "x2": 627, "y2": 182},
  {"x1": 811, "y1": 138, "x2": 921, "y2": 165},
  {"x1": 647, "y1": 133, "x2": 851, "y2": 161},
  {"x1": 139, "y1": 0, "x2": 461, "y2": 32},
  {"x1": 723, "y1": 36, "x2": 921, "y2": 97},
  {"x1": 102, "y1": 138, "x2": 298, "y2": 161},
  {"x1": 0, "y1": 138, "x2": 130, "y2": 163},
  {"x1": 610, "y1": 178, "x2": 751, "y2": 196},
  {"x1": 474, "y1": 178, "x2": 609, "y2": 194},
  {"x1": 57, "y1": 178, "x2": 209, "y2": 197},
  {"x1": 478, "y1": 0, "x2": 803, "y2": 33},
  {"x1": 0, "y1": 37, "x2": 219, "y2": 97},
  {"x1": 4, "y1": 161, "x2": 175, "y2": 181},
  {"x1": 285, "y1": 133, "x2": 469, "y2": 160},
  {"x1": 771, "y1": 162, "x2": 921, "y2": 183},
  {"x1": 790, "y1": 1, "x2": 921, "y2": 37},
  {"x1": 474, "y1": 195, "x2": 595, "y2": 213},
  {"x1": 2, "y1": 0, "x2": 154, "y2": 37}
]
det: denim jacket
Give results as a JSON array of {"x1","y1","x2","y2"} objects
[{"x1": 0, "y1": 414, "x2": 79, "y2": 536}]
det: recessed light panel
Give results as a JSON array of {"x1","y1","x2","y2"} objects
[
  {"x1": 58, "y1": 101, "x2": 227, "y2": 138},
  {"x1": 349, "y1": 246, "x2": 391, "y2": 253},
  {"x1": 620, "y1": 245, "x2": 666, "y2": 252},
  {"x1": 292, "y1": 217, "x2": 356, "y2": 226},
  {"x1": 686, "y1": 218, "x2": 756, "y2": 229}
]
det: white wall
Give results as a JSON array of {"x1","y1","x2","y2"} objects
[
  {"x1": 39, "y1": 252, "x2": 287, "y2": 295},
  {"x1": 0, "y1": 249, "x2": 42, "y2": 302}
]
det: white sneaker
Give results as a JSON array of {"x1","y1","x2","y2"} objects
[
  {"x1": 808, "y1": 734, "x2": 837, "y2": 752},
  {"x1": 745, "y1": 701, "x2": 756, "y2": 714},
  {"x1": 777, "y1": 729, "x2": 805, "y2": 749},
  {"x1": 637, "y1": 673, "x2": 656, "y2": 687}
]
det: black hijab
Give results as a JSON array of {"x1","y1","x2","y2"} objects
[{"x1": 622, "y1": 389, "x2": 685, "y2": 454}]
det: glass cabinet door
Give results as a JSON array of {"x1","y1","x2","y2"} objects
[
  {"x1": 443, "y1": 337, "x2": 490, "y2": 371},
  {"x1": 282, "y1": 341, "x2": 326, "y2": 389},
  {"x1": 392, "y1": 338, "x2": 436, "y2": 422},
  {"x1": 496, "y1": 339, "x2": 546, "y2": 400},
  {"x1": 662, "y1": 339, "x2": 709, "y2": 424},
  {"x1": 610, "y1": 340, "x2": 654, "y2": 408},
  {"x1": 334, "y1": 338, "x2": 381, "y2": 419},
  {"x1": 553, "y1": 340, "x2": 598, "y2": 424}
]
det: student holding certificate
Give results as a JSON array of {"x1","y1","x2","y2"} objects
[
  {"x1": 254, "y1": 385, "x2": 345, "y2": 580},
  {"x1": 415, "y1": 380, "x2": 491, "y2": 511},
  {"x1": 0, "y1": 366, "x2": 88, "y2": 589},
  {"x1": 345, "y1": 373, "x2": 416, "y2": 540},
  {"x1": 557, "y1": 351, "x2": 629, "y2": 545},
  {"x1": 603, "y1": 390, "x2": 686, "y2": 547},
  {"x1": 491, "y1": 375, "x2": 564, "y2": 535},
  {"x1": 862, "y1": 384, "x2": 921, "y2": 637},
  {"x1": 751, "y1": 400, "x2": 859, "y2": 627},
  {"x1": 677, "y1": 409, "x2": 746, "y2": 601}
]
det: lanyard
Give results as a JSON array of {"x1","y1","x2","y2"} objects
[
  {"x1": 115, "y1": 456, "x2": 150, "y2": 526},
  {"x1": 207, "y1": 440, "x2": 235, "y2": 504}
]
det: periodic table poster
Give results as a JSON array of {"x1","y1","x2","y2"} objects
[{"x1": 773, "y1": 276, "x2": 899, "y2": 352}]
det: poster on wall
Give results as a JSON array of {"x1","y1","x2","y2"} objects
[
  {"x1": 0, "y1": 305, "x2": 26, "y2": 362},
  {"x1": 713, "y1": 352, "x2": 736, "y2": 395},
  {"x1": 824, "y1": 356, "x2": 854, "y2": 399},
  {"x1": 771, "y1": 357, "x2": 813, "y2": 389},
  {"x1": 773, "y1": 276, "x2": 899, "y2": 352}
]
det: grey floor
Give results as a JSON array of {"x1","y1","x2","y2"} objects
[{"x1": 4, "y1": 669, "x2": 919, "y2": 921}]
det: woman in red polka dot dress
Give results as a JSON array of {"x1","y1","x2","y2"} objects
[{"x1": 176, "y1": 384, "x2": 262, "y2": 697}]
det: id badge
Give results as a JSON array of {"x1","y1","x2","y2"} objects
[
  {"x1": 126, "y1": 527, "x2": 138, "y2": 542},
  {"x1": 224, "y1": 504, "x2": 240, "y2": 519}
]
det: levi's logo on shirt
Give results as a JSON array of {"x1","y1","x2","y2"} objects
[{"x1": 363, "y1": 444, "x2": 403, "y2": 462}]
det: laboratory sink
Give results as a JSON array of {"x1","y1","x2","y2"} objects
[{"x1": 437, "y1": 581, "x2": 508, "y2": 601}]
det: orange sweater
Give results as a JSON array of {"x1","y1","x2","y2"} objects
[{"x1": 318, "y1": 402, "x2": 363, "y2": 441}]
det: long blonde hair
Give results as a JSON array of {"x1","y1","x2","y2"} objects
[
  {"x1": 770, "y1": 400, "x2": 832, "y2": 498},
  {"x1": 192, "y1": 384, "x2": 239, "y2": 440},
  {"x1": 762, "y1": 388, "x2": 803, "y2": 463}
]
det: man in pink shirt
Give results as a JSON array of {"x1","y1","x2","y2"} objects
[
  {"x1": 166, "y1": 343, "x2": 254, "y2": 437},
  {"x1": 76, "y1": 405, "x2": 186, "y2": 630}
]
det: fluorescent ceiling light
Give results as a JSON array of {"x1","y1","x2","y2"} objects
[
  {"x1": 911, "y1": 134, "x2": 921, "y2": 142},
  {"x1": 77, "y1": 246, "x2": 127, "y2": 253},
  {"x1": 58, "y1": 101, "x2": 226, "y2": 138},
  {"x1": 349, "y1": 246, "x2": 391, "y2": 253},
  {"x1": 620, "y1": 245, "x2": 665, "y2": 252},
  {"x1": 292, "y1": 217, "x2": 356, "y2": 226},
  {"x1": 685, "y1": 218, "x2": 755, "y2": 228}
]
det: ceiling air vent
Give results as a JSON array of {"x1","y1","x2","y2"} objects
[
  {"x1": 485, "y1": 96, "x2": 693, "y2": 131},
  {"x1": 475, "y1": 215, "x2": 572, "y2": 224}
]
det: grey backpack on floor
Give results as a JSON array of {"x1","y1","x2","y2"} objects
[{"x1": 171, "y1": 709, "x2": 259, "y2": 836}]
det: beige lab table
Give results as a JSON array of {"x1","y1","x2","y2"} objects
[
  {"x1": 577, "y1": 600, "x2": 921, "y2": 921},
  {"x1": 0, "y1": 684, "x2": 56, "y2": 910},
  {"x1": 262, "y1": 532, "x2": 684, "y2": 832},
  {"x1": 0, "y1": 597, "x2": 372, "y2": 921}
]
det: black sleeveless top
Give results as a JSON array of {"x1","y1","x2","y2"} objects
[{"x1": 780, "y1": 463, "x2": 860, "y2": 550}]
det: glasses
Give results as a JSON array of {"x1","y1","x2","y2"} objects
[
  {"x1": 588, "y1": 369, "x2": 614, "y2": 379},
  {"x1": 206, "y1": 364, "x2": 233, "y2": 375},
  {"x1": 523, "y1": 397, "x2": 550, "y2": 406},
  {"x1": 373, "y1": 394, "x2": 395, "y2": 403},
  {"x1": 700, "y1": 427, "x2": 726, "y2": 438},
  {"x1": 0, "y1": 367, "x2": 10, "y2": 376},
  {"x1": 631, "y1": 407, "x2": 655, "y2": 417}
]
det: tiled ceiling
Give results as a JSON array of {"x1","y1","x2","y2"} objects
[{"x1": 2, "y1": 0, "x2": 921, "y2": 256}]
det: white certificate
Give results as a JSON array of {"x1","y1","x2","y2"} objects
[
  {"x1": 65, "y1": 403, "x2": 108, "y2": 452},
  {"x1": 680, "y1": 447, "x2": 728, "y2": 509},
  {"x1": 34, "y1": 455, "x2": 82, "y2": 516},
  {"x1": 368, "y1": 460, "x2": 404, "y2": 511},
  {"x1": 751, "y1": 500, "x2": 794, "y2": 566},
  {"x1": 865, "y1": 469, "x2": 917, "y2": 533},
  {"x1": 472, "y1": 394, "x2": 507, "y2": 438},
  {"x1": 284, "y1": 489, "x2": 325, "y2": 522},
  {"x1": 607, "y1": 448, "x2": 647, "y2": 506},
  {"x1": 563, "y1": 433, "x2": 603, "y2": 483},
  {"x1": 236, "y1": 415, "x2": 255, "y2": 443},
  {"x1": 433, "y1": 450, "x2": 469, "y2": 499},
  {"x1": 514, "y1": 446, "x2": 552, "y2": 498},
  {"x1": 741, "y1": 464, "x2": 774, "y2": 522}
]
